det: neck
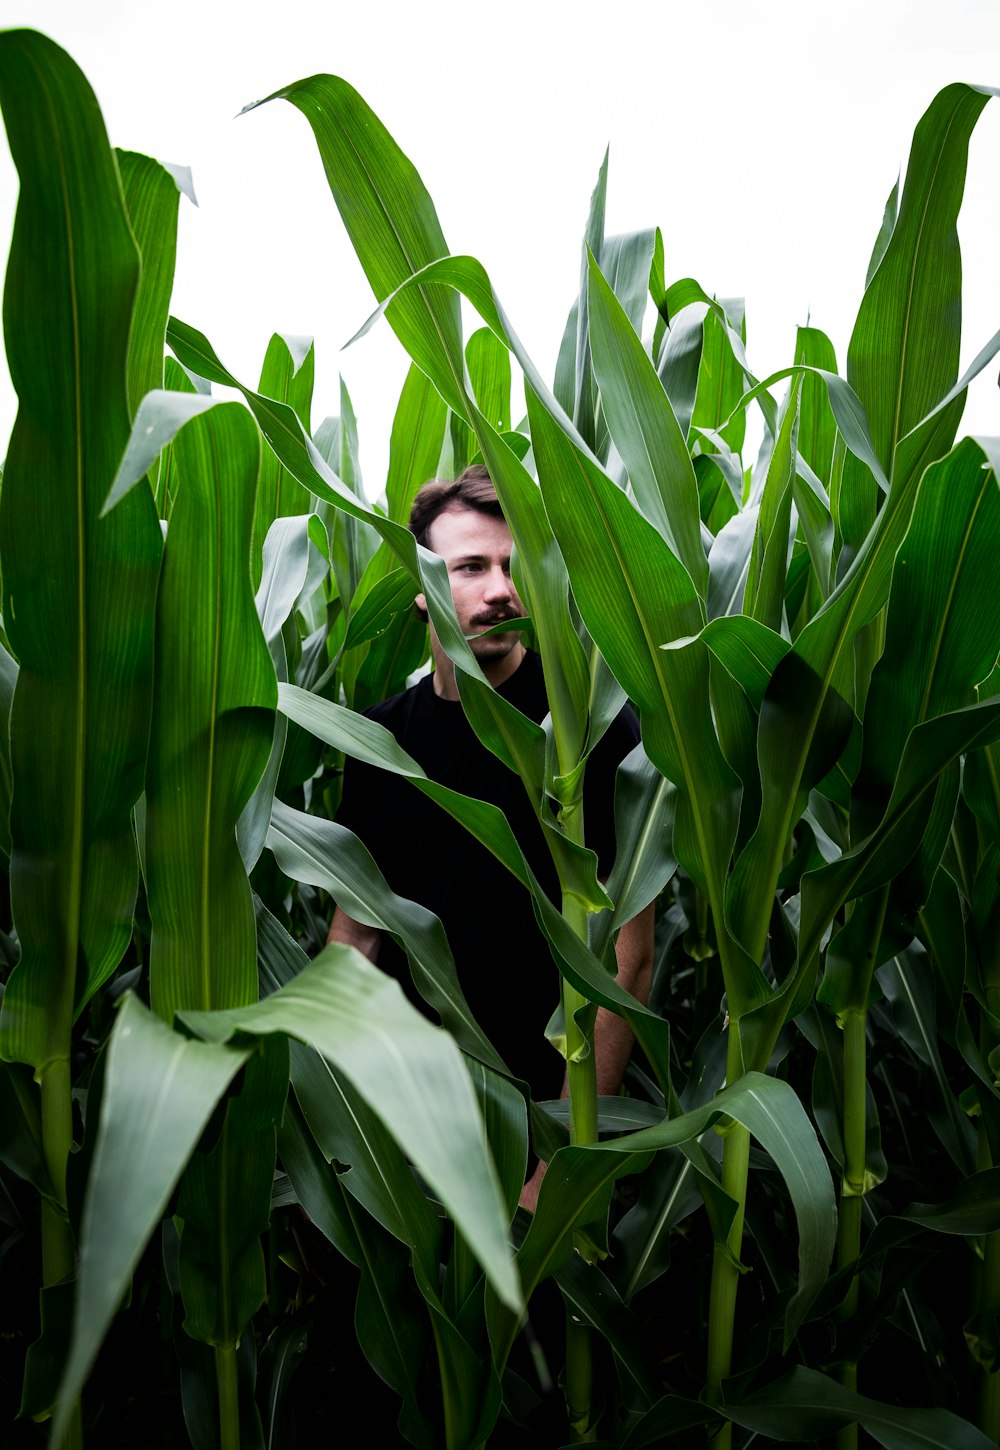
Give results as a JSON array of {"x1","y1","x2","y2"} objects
[{"x1": 431, "y1": 641, "x2": 526, "y2": 699}]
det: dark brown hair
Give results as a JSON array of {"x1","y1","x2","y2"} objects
[{"x1": 408, "y1": 464, "x2": 504, "y2": 548}]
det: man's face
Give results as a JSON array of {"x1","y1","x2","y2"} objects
[{"x1": 417, "y1": 505, "x2": 526, "y2": 674}]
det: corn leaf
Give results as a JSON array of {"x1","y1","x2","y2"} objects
[
  {"x1": 52, "y1": 993, "x2": 252, "y2": 1446},
  {"x1": 586, "y1": 249, "x2": 707, "y2": 596},
  {"x1": 144, "y1": 402, "x2": 276, "y2": 1019},
  {"x1": 0, "y1": 30, "x2": 162, "y2": 1069},
  {"x1": 251, "y1": 333, "x2": 314, "y2": 589},
  {"x1": 723, "y1": 1365, "x2": 995, "y2": 1448},
  {"x1": 181, "y1": 948, "x2": 523, "y2": 1313}
]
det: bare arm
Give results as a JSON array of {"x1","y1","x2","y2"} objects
[
  {"x1": 592, "y1": 899, "x2": 655, "y2": 1095},
  {"x1": 520, "y1": 900, "x2": 656, "y2": 1211},
  {"x1": 327, "y1": 904, "x2": 383, "y2": 964}
]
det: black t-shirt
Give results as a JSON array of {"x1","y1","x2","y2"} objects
[{"x1": 336, "y1": 651, "x2": 639, "y2": 1098}]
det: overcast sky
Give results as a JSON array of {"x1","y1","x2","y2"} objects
[{"x1": 2, "y1": 0, "x2": 999, "y2": 494}]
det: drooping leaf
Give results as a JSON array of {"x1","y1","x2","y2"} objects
[
  {"x1": 52, "y1": 994, "x2": 252, "y2": 1446},
  {"x1": 180, "y1": 948, "x2": 522, "y2": 1312}
]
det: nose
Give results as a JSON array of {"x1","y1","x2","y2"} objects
[{"x1": 483, "y1": 565, "x2": 514, "y2": 602}]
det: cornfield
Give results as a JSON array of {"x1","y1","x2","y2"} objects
[{"x1": 2, "y1": 25, "x2": 1000, "y2": 1450}]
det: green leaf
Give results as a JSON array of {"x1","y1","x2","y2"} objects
[
  {"x1": 116, "y1": 149, "x2": 186, "y2": 422},
  {"x1": 0, "y1": 29, "x2": 162, "y2": 1070},
  {"x1": 743, "y1": 374, "x2": 802, "y2": 632},
  {"x1": 180, "y1": 949, "x2": 522, "y2": 1312},
  {"x1": 143, "y1": 402, "x2": 276, "y2": 1019},
  {"x1": 525, "y1": 391, "x2": 744, "y2": 984},
  {"x1": 251, "y1": 334, "x2": 314, "y2": 589},
  {"x1": 490, "y1": 1072, "x2": 835, "y2": 1363},
  {"x1": 854, "y1": 437, "x2": 1000, "y2": 839},
  {"x1": 848, "y1": 84, "x2": 997, "y2": 485},
  {"x1": 386, "y1": 363, "x2": 449, "y2": 523},
  {"x1": 800, "y1": 697, "x2": 1000, "y2": 966},
  {"x1": 238, "y1": 515, "x2": 315, "y2": 871},
  {"x1": 586, "y1": 249, "x2": 707, "y2": 596},
  {"x1": 723, "y1": 1365, "x2": 996, "y2": 1448},
  {"x1": 52, "y1": 994, "x2": 252, "y2": 1446},
  {"x1": 277, "y1": 1098, "x2": 438, "y2": 1450},
  {"x1": 176, "y1": 1038, "x2": 288, "y2": 1346},
  {"x1": 266, "y1": 798, "x2": 507, "y2": 1073},
  {"x1": 249, "y1": 74, "x2": 467, "y2": 416},
  {"x1": 794, "y1": 324, "x2": 838, "y2": 487},
  {"x1": 467, "y1": 326, "x2": 511, "y2": 434}
]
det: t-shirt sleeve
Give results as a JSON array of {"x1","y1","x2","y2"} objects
[{"x1": 583, "y1": 704, "x2": 641, "y2": 877}]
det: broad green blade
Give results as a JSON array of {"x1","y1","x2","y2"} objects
[
  {"x1": 281, "y1": 1097, "x2": 437, "y2": 1449},
  {"x1": 586, "y1": 249, "x2": 707, "y2": 596},
  {"x1": 572, "y1": 149, "x2": 608, "y2": 453},
  {"x1": 277, "y1": 681, "x2": 604, "y2": 915},
  {"x1": 267, "y1": 798, "x2": 507, "y2": 1072},
  {"x1": 341, "y1": 567, "x2": 418, "y2": 652},
  {"x1": 117, "y1": 149, "x2": 187, "y2": 512},
  {"x1": 52, "y1": 994, "x2": 252, "y2": 1446},
  {"x1": 467, "y1": 326, "x2": 511, "y2": 434},
  {"x1": 876, "y1": 947, "x2": 974, "y2": 1174},
  {"x1": 258, "y1": 908, "x2": 446, "y2": 1292},
  {"x1": 238, "y1": 514, "x2": 314, "y2": 871},
  {"x1": 292, "y1": 1040, "x2": 444, "y2": 1288},
  {"x1": 854, "y1": 437, "x2": 1000, "y2": 837},
  {"x1": 385, "y1": 362, "x2": 448, "y2": 522},
  {"x1": 525, "y1": 388, "x2": 743, "y2": 960},
  {"x1": 690, "y1": 294, "x2": 748, "y2": 453},
  {"x1": 249, "y1": 74, "x2": 467, "y2": 416},
  {"x1": 799, "y1": 697, "x2": 1000, "y2": 966},
  {"x1": 866, "y1": 177, "x2": 899, "y2": 287},
  {"x1": 180, "y1": 949, "x2": 523, "y2": 1313},
  {"x1": 176, "y1": 1037, "x2": 287, "y2": 1346},
  {"x1": 848, "y1": 83, "x2": 996, "y2": 485},
  {"x1": 589, "y1": 742, "x2": 676, "y2": 959},
  {"x1": 0, "y1": 30, "x2": 162, "y2": 1070},
  {"x1": 144, "y1": 402, "x2": 276, "y2": 1019},
  {"x1": 724, "y1": 1365, "x2": 995, "y2": 1448},
  {"x1": 251, "y1": 333, "x2": 314, "y2": 589},
  {"x1": 489, "y1": 1072, "x2": 835, "y2": 1364},
  {"x1": 743, "y1": 374, "x2": 802, "y2": 633},
  {"x1": 116, "y1": 150, "x2": 186, "y2": 420},
  {"x1": 794, "y1": 324, "x2": 838, "y2": 488},
  {"x1": 0, "y1": 1057, "x2": 50, "y2": 1199}
]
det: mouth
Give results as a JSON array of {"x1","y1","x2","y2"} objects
[{"x1": 470, "y1": 610, "x2": 519, "y2": 629}]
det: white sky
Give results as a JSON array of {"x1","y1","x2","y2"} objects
[{"x1": 1, "y1": 0, "x2": 999, "y2": 495}]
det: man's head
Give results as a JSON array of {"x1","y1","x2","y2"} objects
[{"x1": 410, "y1": 465, "x2": 526, "y2": 691}]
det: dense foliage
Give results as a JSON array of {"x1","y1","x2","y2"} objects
[{"x1": 1, "y1": 26, "x2": 1000, "y2": 1450}]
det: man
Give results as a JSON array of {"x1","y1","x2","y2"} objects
[{"x1": 328, "y1": 466, "x2": 653, "y2": 1205}]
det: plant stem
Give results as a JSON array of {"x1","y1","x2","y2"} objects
[
  {"x1": 561, "y1": 881, "x2": 599, "y2": 1440},
  {"x1": 215, "y1": 1343, "x2": 240, "y2": 1450},
  {"x1": 979, "y1": 1221, "x2": 1000, "y2": 1442},
  {"x1": 40, "y1": 1051, "x2": 83, "y2": 1449},
  {"x1": 40, "y1": 1055, "x2": 75, "y2": 1286},
  {"x1": 706, "y1": 1029, "x2": 752, "y2": 1450},
  {"x1": 834, "y1": 1008, "x2": 867, "y2": 1450}
]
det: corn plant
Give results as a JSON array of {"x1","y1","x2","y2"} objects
[{"x1": 3, "y1": 23, "x2": 1000, "y2": 1450}]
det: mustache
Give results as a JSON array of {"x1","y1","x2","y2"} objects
[{"x1": 470, "y1": 607, "x2": 520, "y2": 628}]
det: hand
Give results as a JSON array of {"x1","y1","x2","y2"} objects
[{"x1": 519, "y1": 1159, "x2": 547, "y2": 1213}]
